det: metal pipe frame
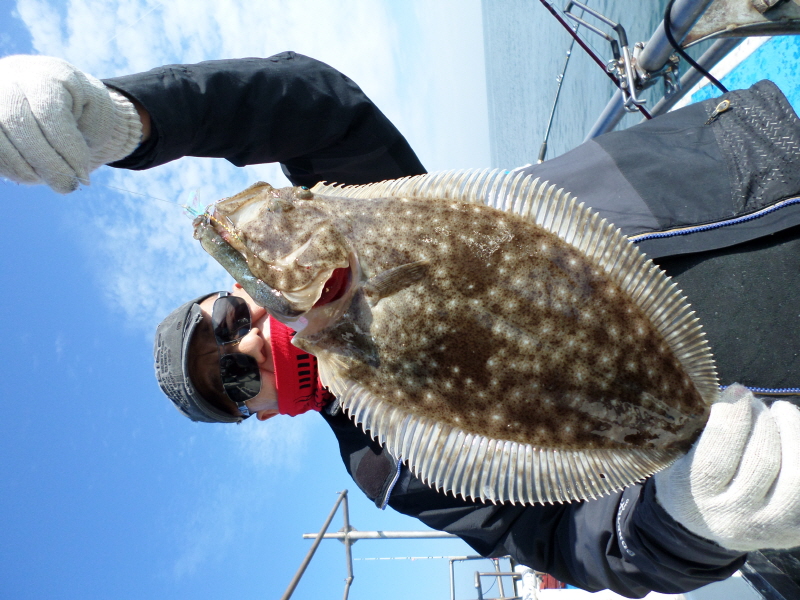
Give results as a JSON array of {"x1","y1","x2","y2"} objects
[
  {"x1": 586, "y1": 0, "x2": 716, "y2": 139},
  {"x1": 302, "y1": 530, "x2": 457, "y2": 540},
  {"x1": 280, "y1": 490, "x2": 349, "y2": 600}
]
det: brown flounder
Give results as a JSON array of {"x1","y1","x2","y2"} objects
[{"x1": 195, "y1": 169, "x2": 718, "y2": 504}]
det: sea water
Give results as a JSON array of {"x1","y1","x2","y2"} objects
[{"x1": 482, "y1": 0, "x2": 682, "y2": 167}]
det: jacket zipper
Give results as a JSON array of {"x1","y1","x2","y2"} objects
[{"x1": 628, "y1": 195, "x2": 800, "y2": 244}]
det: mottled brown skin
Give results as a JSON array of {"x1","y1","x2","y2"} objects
[{"x1": 213, "y1": 184, "x2": 708, "y2": 452}]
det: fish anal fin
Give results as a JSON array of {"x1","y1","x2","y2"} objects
[
  {"x1": 333, "y1": 378, "x2": 683, "y2": 505},
  {"x1": 364, "y1": 260, "x2": 429, "y2": 306}
]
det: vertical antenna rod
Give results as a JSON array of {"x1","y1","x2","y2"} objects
[{"x1": 280, "y1": 490, "x2": 349, "y2": 600}]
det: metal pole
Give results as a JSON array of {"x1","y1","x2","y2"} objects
[
  {"x1": 475, "y1": 570, "x2": 484, "y2": 600},
  {"x1": 494, "y1": 558, "x2": 506, "y2": 599},
  {"x1": 302, "y1": 530, "x2": 457, "y2": 540},
  {"x1": 281, "y1": 490, "x2": 348, "y2": 600},
  {"x1": 637, "y1": 0, "x2": 716, "y2": 73},
  {"x1": 341, "y1": 493, "x2": 354, "y2": 600},
  {"x1": 586, "y1": 0, "x2": 716, "y2": 138},
  {"x1": 538, "y1": 40, "x2": 576, "y2": 163},
  {"x1": 449, "y1": 560, "x2": 456, "y2": 600}
]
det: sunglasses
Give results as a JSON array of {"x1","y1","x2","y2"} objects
[{"x1": 211, "y1": 292, "x2": 262, "y2": 417}]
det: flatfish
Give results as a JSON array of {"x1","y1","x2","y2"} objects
[{"x1": 194, "y1": 169, "x2": 718, "y2": 504}]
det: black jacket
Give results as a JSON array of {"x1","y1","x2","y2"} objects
[{"x1": 106, "y1": 51, "x2": 800, "y2": 597}]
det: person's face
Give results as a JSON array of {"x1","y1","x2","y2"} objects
[{"x1": 197, "y1": 283, "x2": 279, "y2": 422}]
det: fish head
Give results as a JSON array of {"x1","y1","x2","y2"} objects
[{"x1": 208, "y1": 183, "x2": 356, "y2": 329}]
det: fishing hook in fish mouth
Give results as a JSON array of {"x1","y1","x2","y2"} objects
[{"x1": 202, "y1": 209, "x2": 244, "y2": 246}]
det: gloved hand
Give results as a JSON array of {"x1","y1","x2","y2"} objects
[
  {"x1": 0, "y1": 55, "x2": 142, "y2": 193},
  {"x1": 655, "y1": 383, "x2": 800, "y2": 552}
]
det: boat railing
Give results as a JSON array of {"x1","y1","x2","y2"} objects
[{"x1": 582, "y1": 0, "x2": 800, "y2": 138}]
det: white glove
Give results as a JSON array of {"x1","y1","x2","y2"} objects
[
  {"x1": 0, "y1": 55, "x2": 142, "y2": 193},
  {"x1": 655, "y1": 383, "x2": 800, "y2": 552}
]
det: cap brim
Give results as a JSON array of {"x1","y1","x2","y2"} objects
[{"x1": 154, "y1": 293, "x2": 243, "y2": 423}]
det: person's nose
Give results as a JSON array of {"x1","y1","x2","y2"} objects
[
  {"x1": 247, "y1": 303, "x2": 267, "y2": 323},
  {"x1": 236, "y1": 328, "x2": 266, "y2": 365}
]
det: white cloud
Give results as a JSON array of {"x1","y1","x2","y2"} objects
[{"x1": 69, "y1": 157, "x2": 289, "y2": 331}]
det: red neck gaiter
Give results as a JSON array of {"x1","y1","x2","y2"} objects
[{"x1": 268, "y1": 316, "x2": 332, "y2": 416}]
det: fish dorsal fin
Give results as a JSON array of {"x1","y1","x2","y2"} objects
[{"x1": 311, "y1": 170, "x2": 718, "y2": 504}]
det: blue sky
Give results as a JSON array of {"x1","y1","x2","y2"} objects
[{"x1": 0, "y1": 1, "x2": 496, "y2": 598}]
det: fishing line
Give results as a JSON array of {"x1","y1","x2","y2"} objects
[
  {"x1": 101, "y1": 1, "x2": 165, "y2": 48},
  {"x1": 663, "y1": 0, "x2": 728, "y2": 93},
  {"x1": 6, "y1": 162, "x2": 204, "y2": 216},
  {"x1": 550, "y1": 2, "x2": 608, "y2": 68}
]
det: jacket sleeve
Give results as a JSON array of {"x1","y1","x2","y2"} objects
[
  {"x1": 102, "y1": 51, "x2": 426, "y2": 187},
  {"x1": 322, "y1": 409, "x2": 745, "y2": 599}
]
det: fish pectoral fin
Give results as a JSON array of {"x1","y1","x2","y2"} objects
[{"x1": 364, "y1": 260, "x2": 429, "y2": 307}]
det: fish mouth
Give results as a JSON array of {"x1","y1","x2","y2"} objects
[
  {"x1": 286, "y1": 256, "x2": 359, "y2": 335},
  {"x1": 314, "y1": 267, "x2": 351, "y2": 307},
  {"x1": 281, "y1": 260, "x2": 352, "y2": 313}
]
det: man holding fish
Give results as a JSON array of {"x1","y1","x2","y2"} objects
[{"x1": 1, "y1": 52, "x2": 799, "y2": 597}]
